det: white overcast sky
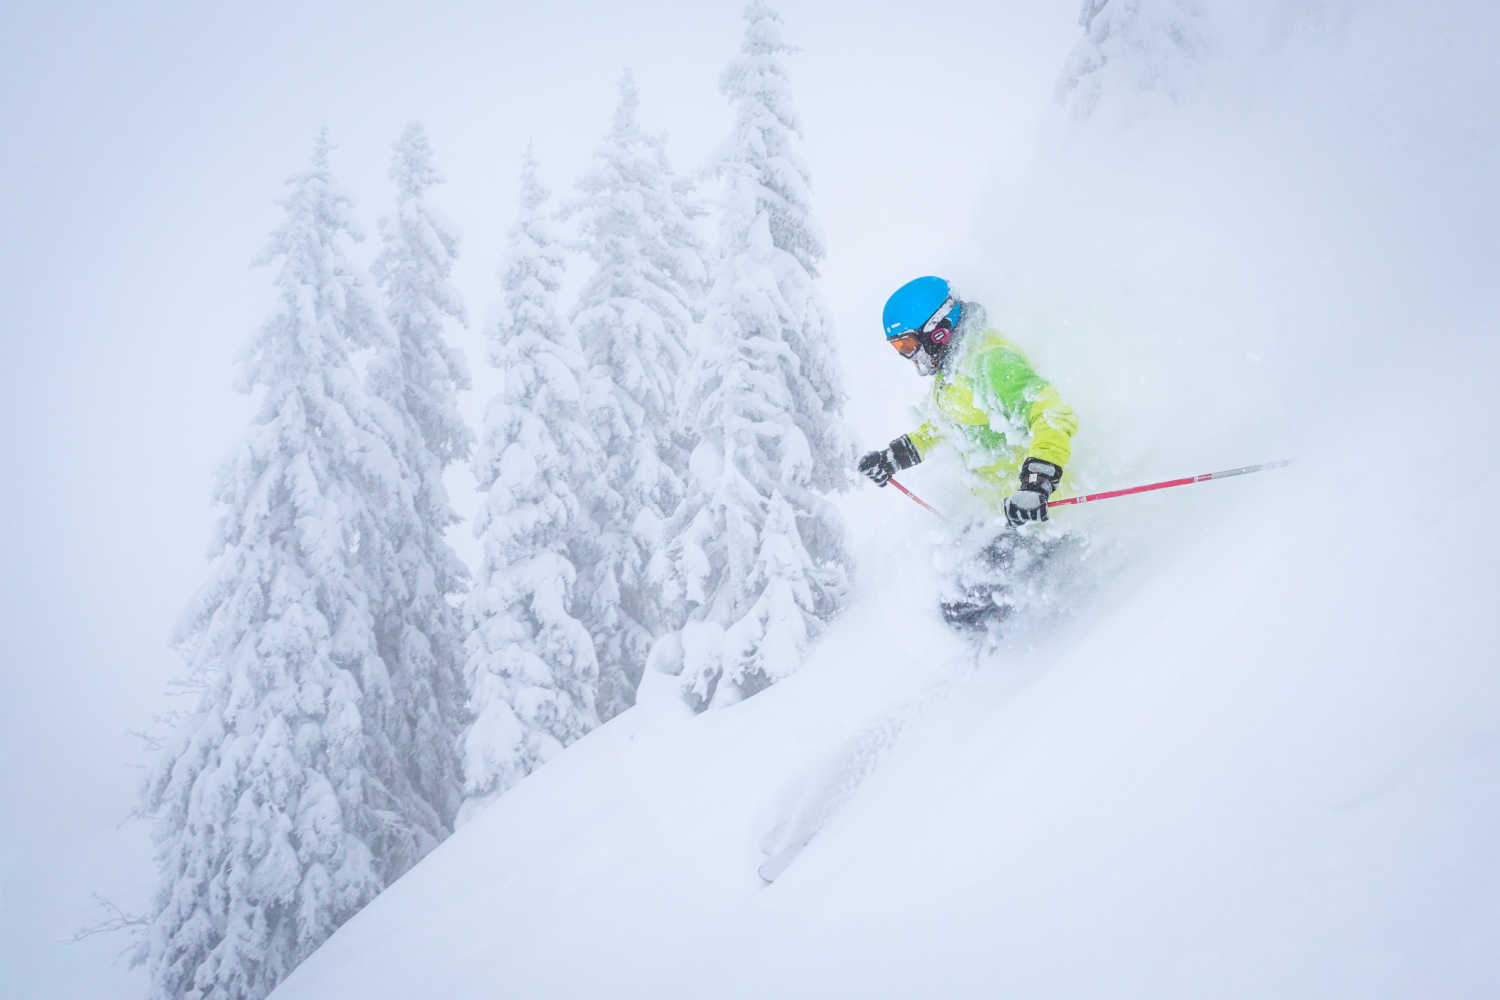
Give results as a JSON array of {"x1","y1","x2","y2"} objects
[{"x1": 0, "y1": 2, "x2": 1079, "y2": 996}]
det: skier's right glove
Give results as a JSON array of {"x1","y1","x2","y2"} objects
[
  {"x1": 858, "y1": 434, "x2": 922, "y2": 487},
  {"x1": 1004, "y1": 457, "x2": 1062, "y2": 526}
]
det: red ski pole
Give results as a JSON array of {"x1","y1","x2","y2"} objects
[
  {"x1": 887, "y1": 460, "x2": 1289, "y2": 520},
  {"x1": 1046, "y1": 459, "x2": 1291, "y2": 510},
  {"x1": 888, "y1": 477, "x2": 943, "y2": 517}
]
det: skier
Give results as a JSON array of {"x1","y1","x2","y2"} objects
[{"x1": 857, "y1": 275, "x2": 1080, "y2": 629}]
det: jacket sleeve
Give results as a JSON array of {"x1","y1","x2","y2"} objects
[
  {"x1": 1024, "y1": 383, "x2": 1078, "y2": 468},
  {"x1": 906, "y1": 420, "x2": 942, "y2": 460}
]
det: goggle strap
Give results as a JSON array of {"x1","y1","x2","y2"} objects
[{"x1": 920, "y1": 295, "x2": 958, "y2": 336}]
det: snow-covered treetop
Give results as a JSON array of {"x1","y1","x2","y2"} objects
[
  {"x1": 613, "y1": 67, "x2": 641, "y2": 136},
  {"x1": 572, "y1": 70, "x2": 707, "y2": 293},
  {"x1": 491, "y1": 147, "x2": 566, "y2": 368},
  {"x1": 568, "y1": 70, "x2": 706, "y2": 439},
  {"x1": 239, "y1": 128, "x2": 388, "y2": 399},
  {"x1": 372, "y1": 122, "x2": 472, "y2": 466},
  {"x1": 1057, "y1": 0, "x2": 1213, "y2": 122},
  {"x1": 389, "y1": 121, "x2": 443, "y2": 201},
  {"x1": 717, "y1": 1, "x2": 825, "y2": 276}
]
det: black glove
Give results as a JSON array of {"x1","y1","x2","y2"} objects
[
  {"x1": 1004, "y1": 457, "x2": 1062, "y2": 526},
  {"x1": 858, "y1": 434, "x2": 922, "y2": 487}
]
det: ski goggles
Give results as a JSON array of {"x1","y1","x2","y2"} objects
[{"x1": 888, "y1": 332, "x2": 922, "y2": 358}]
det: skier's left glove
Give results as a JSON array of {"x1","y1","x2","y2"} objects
[
  {"x1": 1004, "y1": 457, "x2": 1062, "y2": 526},
  {"x1": 857, "y1": 434, "x2": 922, "y2": 487}
]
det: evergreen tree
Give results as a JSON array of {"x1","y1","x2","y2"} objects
[
  {"x1": 462, "y1": 152, "x2": 601, "y2": 812},
  {"x1": 648, "y1": 2, "x2": 852, "y2": 711},
  {"x1": 365, "y1": 122, "x2": 473, "y2": 852},
  {"x1": 1058, "y1": 0, "x2": 1213, "y2": 119},
  {"x1": 567, "y1": 71, "x2": 709, "y2": 720},
  {"x1": 140, "y1": 132, "x2": 427, "y2": 1000}
]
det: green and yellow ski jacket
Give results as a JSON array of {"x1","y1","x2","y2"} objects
[{"x1": 906, "y1": 327, "x2": 1078, "y2": 507}]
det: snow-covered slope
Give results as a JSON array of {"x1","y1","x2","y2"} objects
[
  {"x1": 271, "y1": 440, "x2": 1499, "y2": 998},
  {"x1": 272, "y1": 4, "x2": 1500, "y2": 997}
]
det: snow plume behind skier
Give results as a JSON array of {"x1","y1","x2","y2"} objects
[{"x1": 858, "y1": 275, "x2": 1086, "y2": 633}]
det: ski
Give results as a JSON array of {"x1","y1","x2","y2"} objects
[{"x1": 757, "y1": 835, "x2": 814, "y2": 884}]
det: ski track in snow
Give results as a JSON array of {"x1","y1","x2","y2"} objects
[{"x1": 756, "y1": 710, "x2": 909, "y2": 882}]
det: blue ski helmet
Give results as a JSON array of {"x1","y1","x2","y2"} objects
[{"x1": 883, "y1": 276, "x2": 962, "y2": 342}]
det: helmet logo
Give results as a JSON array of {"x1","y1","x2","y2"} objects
[{"x1": 931, "y1": 326, "x2": 950, "y2": 344}]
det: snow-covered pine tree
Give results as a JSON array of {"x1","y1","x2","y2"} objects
[
  {"x1": 140, "y1": 132, "x2": 428, "y2": 1000},
  {"x1": 365, "y1": 122, "x2": 473, "y2": 852},
  {"x1": 647, "y1": 2, "x2": 853, "y2": 711},
  {"x1": 567, "y1": 71, "x2": 709, "y2": 720},
  {"x1": 1058, "y1": 0, "x2": 1213, "y2": 120},
  {"x1": 462, "y1": 151, "x2": 601, "y2": 813}
]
